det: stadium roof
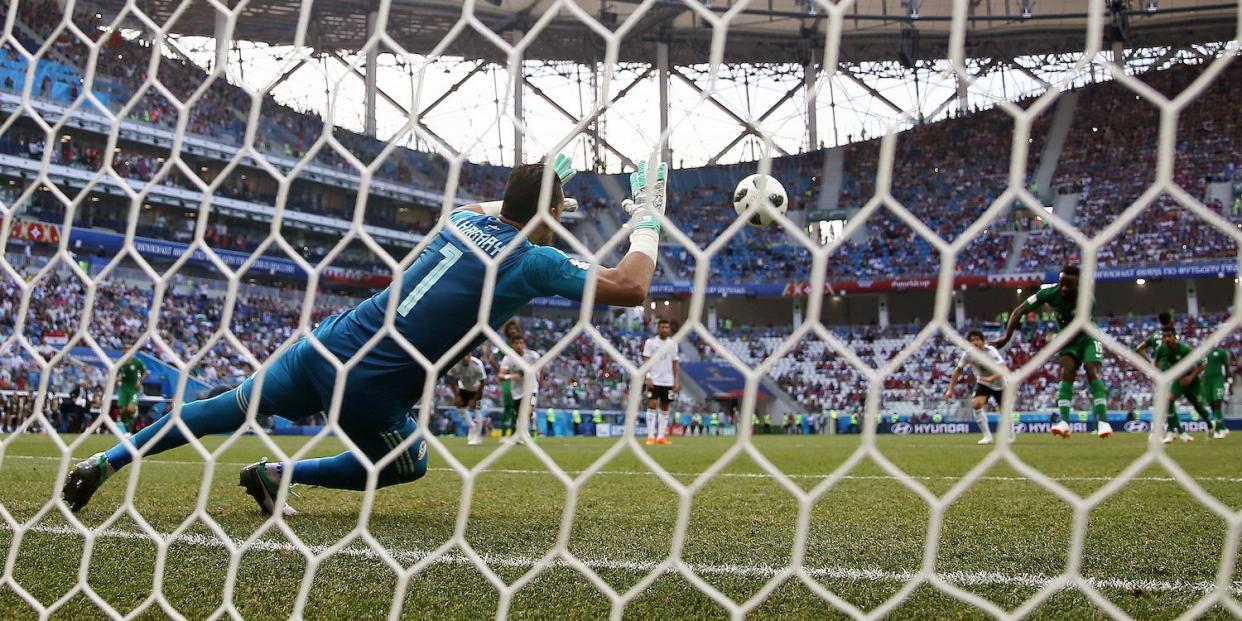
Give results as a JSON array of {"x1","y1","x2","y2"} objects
[{"x1": 103, "y1": 0, "x2": 1236, "y2": 66}]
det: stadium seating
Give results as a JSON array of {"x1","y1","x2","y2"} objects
[{"x1": 3, "y1": 1, "x2": 1239, "y2": 288}]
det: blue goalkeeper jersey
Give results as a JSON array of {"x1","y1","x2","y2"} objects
[{"x1": 303, "y1": 210, "x2": 588, "y2": 421}]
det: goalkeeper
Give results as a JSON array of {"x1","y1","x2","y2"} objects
[{"x1": 64, "y1": 155, "x2": 669, "y2": 516}]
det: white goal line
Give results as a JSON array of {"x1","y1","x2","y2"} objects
[{"x1": 5, "y1": 523, "x2": 1237, "y2": 597}]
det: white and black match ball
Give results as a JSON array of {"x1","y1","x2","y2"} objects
[{"x1": 732, "y1": 174, "x2": 788, "y2": 227}]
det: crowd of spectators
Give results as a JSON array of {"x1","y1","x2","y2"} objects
[
  {"x1": 4, "y1": 241, "x2": 1240, "y2": 435},
  {"x1": 1, "y1": 252, "x2": 351, "y2": 399},
  {"x1": 1018, "y1": 60, "x2": 1242, "y2": 269}
]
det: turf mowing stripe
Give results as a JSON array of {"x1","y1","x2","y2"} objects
[
  {"x1": 4, "y1": 454, "x2": 1242, "y2": 484},
  {"x1": 3, "y1": 523, "x2": 1238, "y2": 596}
]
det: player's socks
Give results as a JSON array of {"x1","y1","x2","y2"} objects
[
  {"x1": 1167, "y1": 407, "x2": 1183, "y2": 434},
  {"x1": 289, "y1": 445, "x2": 427, "y2": 490},
  {"x1": 288, "y1": 454, "x2": 374, "y2": 490},
  {"x1": 646, "y1": 409, "x2": 658, "y2": 441},
  {"x1": 1186, "y1": 395, "x2": 1213, "y2": 432},
  {"x1": 1089, "y1": 379, "x2": 1108, "y2": 420},
  {"x1": 465, "y1": 408, "x2": 479, "y2": 443},
  {"x1": 657, "y1": 411, "x2": 669, "y2": 440},
  {"x1": 973, "y1": 409, "x2": 992, "y2": 442},
  {"x1": 102, "y1": 387, "x2": 245, "y2": 471},
  {"x1": 1057, "y1": 381, "x2": 1074, "y2": 421}
]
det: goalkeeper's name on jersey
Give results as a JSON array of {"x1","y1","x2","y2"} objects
[{"x1": 453, "y1": 216, "x2": 506, "y2": 256}]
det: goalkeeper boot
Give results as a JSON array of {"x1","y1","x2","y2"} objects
[
  {"x1": 1178, "y1": 432, "x2": 1195, "y2": 443},
  {"x1": 976, "y1": 436, "x2": 993, "y2": 445},
  {"x1": 1163, "y1": 431, "x2": 1175, "y2": 444},
  {"x1": 1051, "y1": 420, "x2": 1071, "y2": 439},
  {"x1": 1097, "y1": 421, "x2": 1113, "y2": 439},
  {"x1": 656, "y1": 437, "x2": 671, "y2": 446},
  {"x1": 62, "y1": 453, "x2": 114, "y2": 512},
  {"x1": 239, "y1": 458, "x2": 298, "y2": 517}
]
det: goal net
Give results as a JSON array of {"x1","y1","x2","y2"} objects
[{"x1": 0, "y1": 0, "x2": 1239, "y2": 618}]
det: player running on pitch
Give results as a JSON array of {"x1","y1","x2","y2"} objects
[
  {"x1": 116, "y1": 356, "x2": 146, "y2": 433},
  {"x1": 944, "y1": 330, "x2": 1007, "y2": 445},
  {"x1": 447, "y1": 352, "x2": 488, "y2": 445},
  {"x1": 1201, "y1": 343, "x2": 1229, "y2": 439},
  {"x1": 499, "y1": 334, "x2": 542, "y2": 445},
  {"x1": 1152, "y1": 326, "x2": 1212, "y2": 443},
  {"x1": 994, "y1": 265, "x2": 1113, "y2": 439},
  {"x1": 64, "y1": 155, "x2": 669, "y2": 515},
  {"x1": 642, "y1": 318, "x2": 680, "y2": 446}
]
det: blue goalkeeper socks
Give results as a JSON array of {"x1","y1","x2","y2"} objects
[
  {"x1": 289, "y1": 454, "x2": 374, "y2": 491},
  {"x1": 103, "y1": 388, "x2": 246, "y2": 470},
  {"x1": 289, "y1": 418, "x2": 428, "y2": 490}
]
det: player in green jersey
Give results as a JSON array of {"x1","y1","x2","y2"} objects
[
  {"x1": 1135, "y1": 312, "x2": 1173, "y2": 363},
  {"x1": 994, "y1": 266, "x2": 1112, "y2": 439},
  {"x1": 116, "y1": 357, "x2": 146, "y2": 433},
  {"x1": 1201, "y1": 345, "x2": 1229, "y2": 439},
  {"x1": 491, "y1": 319, "x2": 522, "y2": 441},
  {"x1": 1152, "y1": 326, "x2": 1212, "y2": 443}
]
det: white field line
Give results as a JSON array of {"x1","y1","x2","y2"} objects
[
  {"x1": 2, "y1": 454, "x2": 1242, "y2": 484},
  {"x1": 4, "y1": 523, "x2": 1239, "y2": 596}
]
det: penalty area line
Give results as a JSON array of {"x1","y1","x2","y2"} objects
[{"x1": 4, "y1": 523, "x2": 1239, "y2": 596}]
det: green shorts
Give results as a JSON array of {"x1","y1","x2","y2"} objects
[
  {"x1": 118, "y1": 385, "x2": 141, "y2": 410},
  {"x1": 1059, "y1": 334, "x2": 1103, "y2": 364},
  {"x1": 1171, "y1": 377, "x2": 1201, "y2": 399},
  {"x1": 1201, "y1": 377, "x2": 1226, "y2": 403}
]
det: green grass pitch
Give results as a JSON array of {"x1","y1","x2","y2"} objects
[{"x1": 0, "y1": 431, "x2": 1239, "y2": 619}]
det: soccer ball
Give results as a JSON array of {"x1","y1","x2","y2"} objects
[{"x1": 732, "y1": 174, "x2": 788, "y2": 227}]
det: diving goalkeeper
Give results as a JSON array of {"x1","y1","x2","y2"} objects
[{"x1": 64, "y1": 155, "x2": 668, "y2": 516}]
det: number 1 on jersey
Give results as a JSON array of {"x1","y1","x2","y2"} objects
[{"x1": 398, "y1": 244, "x2": 464, "y2": 317}]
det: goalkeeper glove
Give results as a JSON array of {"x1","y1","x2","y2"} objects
[
  {"x1": 623, "y1": 160, "x2": 667, "y2": 262},
  {"x1": 621, "y1": 160, "x2": 668, "y2": 217},
  {"x1": 552, "y1": 153, "x2": 577, "y2": 184}
]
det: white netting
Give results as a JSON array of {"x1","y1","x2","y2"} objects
[{"x1": 0, "y1": 0, "x2": 1240, "y2": 618}]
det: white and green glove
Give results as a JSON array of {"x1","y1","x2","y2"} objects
[
  {"x1": 623, "y1": 159, "x2": 668, "y2": 261},
  {"x1": 621, "y1": 159, "x2": 668, "y2": 219},
  {"x1": 552, "y1": 153, "x2": 577, "y2": 184},
  {"x1": 553, "y1": 153, "x2": 579, "y2": 213}
]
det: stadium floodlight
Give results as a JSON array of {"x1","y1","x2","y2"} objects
[
  {"x1": 1145, "y1": 0, "x2": 1159, "y2": 11},
  {"x1": 1020, "y1": 0, "x2": 1034, "y2": 19}
]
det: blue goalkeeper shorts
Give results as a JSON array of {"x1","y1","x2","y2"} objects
[{"x1": 236, "y1": 337, "x2": 421, "y2": 433}]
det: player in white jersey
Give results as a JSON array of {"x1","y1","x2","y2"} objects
[
  {"x1": 499, "y1": 335, "x2": 542, "y2": 444},
  {"x1": 944, "y1": 330, "x2": 1007, "y2": 445},
  {"x1": 642, "y1": 319, "x2": 681, "y2": 445},
  {"x1": 448, "y1": 353, "x2": 488, "y2": 445}
]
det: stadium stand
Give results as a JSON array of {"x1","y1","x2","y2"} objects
[{"x1": 1, "y1": 7, "x2": 1239, "y2": 436}]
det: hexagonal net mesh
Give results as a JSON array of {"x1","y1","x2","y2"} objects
[{"x1": 0, "y1": 0, "x2": 1240, "y2": 618}]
